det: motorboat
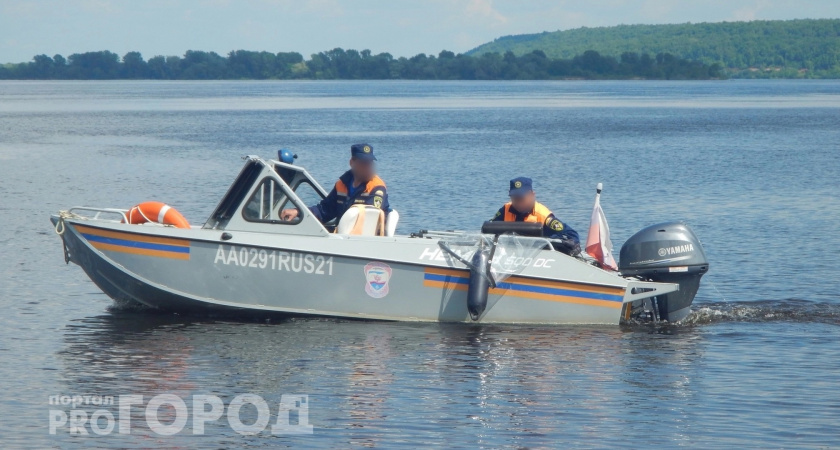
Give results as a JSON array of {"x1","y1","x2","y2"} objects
[{"x1": 51, "y1": 154, "x2": 709, "y2": 324}]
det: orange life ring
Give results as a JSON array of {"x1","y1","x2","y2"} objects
[{"x1": 126, "y1": 201, "x2": 190, "y2": 229}]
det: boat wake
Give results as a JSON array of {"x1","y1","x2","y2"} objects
[{"x1": 680, "y1": 299, "x2": 840, "y2": 325}]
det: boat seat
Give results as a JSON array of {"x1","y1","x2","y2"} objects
[
  {"x1": 336, "y1": 205, "x2": 386, "y2": 236},
  {"x1": 385, "y1": 210, "x2": 399, "y2": 237}
]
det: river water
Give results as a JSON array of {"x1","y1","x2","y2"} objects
[{"x1": 0, "y1": 80, "x2": 839, "y2": 448}]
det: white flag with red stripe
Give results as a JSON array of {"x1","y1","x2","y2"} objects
[{"x1": 585, "y1": 184, "x2": 618, "y2": 271}]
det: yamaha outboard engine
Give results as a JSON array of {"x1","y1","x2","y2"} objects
[{"x1": 619, "y1": 222, "x2": 709, "y2": 322}]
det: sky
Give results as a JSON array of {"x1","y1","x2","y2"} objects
[{"x1": 1, "y1": 0, "x2": 839, "y2": 63}]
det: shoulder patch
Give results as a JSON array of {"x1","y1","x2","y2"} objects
[
  {"x1": 549, "y1": 219, "x2": 564, "y2": 232},
  {"x1": 374, "y1": 190, "x2": 384, "y2": 196},
  {"x1": 373, "y1": 196, "x2": 383, "y2": 208}
]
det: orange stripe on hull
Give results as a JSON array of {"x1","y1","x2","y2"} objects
[
  {"x1": 424, "y1": 267, "x2": 625, "y2": 296},
  {"x1": 75, "y1": 224, "x2": 190, "y2": 247},
  {"x1": 488, "y1": 287, "x2": 623, "y2": 309},
  {"x1": 423, "y1": 280, "x2": 469, "y2": 291},
  {"x1": 423, "y1": 279, "x2": 624, "y2": 309},
  {"x1": 89, "y1": 241, "x2": 191, "y2": 260},
  {"x1": 505, "y1": 275, "x2": 624, "y2": 296}
]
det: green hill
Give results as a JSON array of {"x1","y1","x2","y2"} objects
[{"x1": 468, "y1": 19, "x2": 840, "y2": 78}]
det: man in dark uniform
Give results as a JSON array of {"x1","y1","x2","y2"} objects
[
  {"x1": 281, "y1": 144, "x2": 390, "y2": 224},
  {"x1": 491, "y1": 177, "x2": 581, "y2": 256}
]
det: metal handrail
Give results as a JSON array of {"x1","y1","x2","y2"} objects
[{"x1": 67, "y1": 207, "x2": 129, "y2": 223}]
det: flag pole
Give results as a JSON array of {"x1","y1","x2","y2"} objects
[{"x1": 586, "y1": 182, "x2": 618, "y2": 271}]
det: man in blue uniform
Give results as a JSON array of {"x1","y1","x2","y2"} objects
[
  {"x1": 281, "y1": 144, "x2": 390, "y2": 224},
  {"x1": 491, "y1": 177, "x2": 581, "y2": 256}
]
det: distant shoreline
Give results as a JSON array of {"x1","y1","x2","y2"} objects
[
  {"x1": 466, "y1": 19, "x2": 840, "y2": 80},
  {"x1": 0, "y1": 78, "x2": 743, "y2": 82},
  {"x1": 6, "y1": 77, "x2": 830, "y2": 82},
  {"x1": 0, "y1": 48, "x2": 724, "y2": 81}
]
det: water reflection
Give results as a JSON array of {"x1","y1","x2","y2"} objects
[{"x1": 54, "y1": 312, "x2": 711, "y2": 446}]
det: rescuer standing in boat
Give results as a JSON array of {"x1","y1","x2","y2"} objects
[
  {"x1": 491, "y1": 177, "x2": 581, "y2": 256},
  {"x1": 281, "y1": 144, "x2": 390, "y2": 223}
]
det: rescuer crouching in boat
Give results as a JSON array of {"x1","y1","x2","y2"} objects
[
  {"x1": 491, "y1": 177, "x2": 581, "y2": 256},
  {"x1": 281, "y1": 143, "x2": 391, "y2": 223}
]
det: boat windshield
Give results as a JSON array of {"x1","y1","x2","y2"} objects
[
  {"x1": 242, "y1": 175, "x2": 326, "y2": 224},
  {"x1": 236, "y1": 161, "x2": 326, "y2": 225},
  {"x1": 286, "y1": 179, "x2": 324, "y2": 209},
  {"x1": 275, "y1": 165, "x2": 326, "y2": 208}
]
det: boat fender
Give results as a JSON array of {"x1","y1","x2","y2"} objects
[
  {"x1": 467, "y1": 249, "x2": 490, "y2": 321},
  {"x1": 125, "y1": 201, "x2": 191, "y2": 229}
]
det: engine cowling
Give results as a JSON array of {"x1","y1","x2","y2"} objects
[{"x1": 619, "y1": 222, "x2": 709, "y2": 322}]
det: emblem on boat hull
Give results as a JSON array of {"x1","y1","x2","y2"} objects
[{"x1": 364, "y1": 262, "x2": 392, "y2": 298}]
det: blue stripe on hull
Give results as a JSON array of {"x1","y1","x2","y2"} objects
[
  {"x1": 423, "y1": 273, "x2": 623, "y2": 303},
  {"x1": 81, "y1": 233, "x2": 190, "y2": 254}
]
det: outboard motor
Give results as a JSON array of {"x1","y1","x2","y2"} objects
[{"x1": 619, "y1": 222, "x2": 709, "y2": 322}]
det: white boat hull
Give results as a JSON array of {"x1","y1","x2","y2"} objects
[{"x1": 51, "y1": 217, "x2": 676, "y2": 324}]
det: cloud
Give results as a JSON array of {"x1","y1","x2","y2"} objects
[
  {"x1": 464, "y1": 0, "x2": 508, "y2": 25},
  {"x1": 79, "y1": 0, "x2": 120, "y2": 14},
  {"x1": 453, "y1": 31, "x2": 480, "y2": 51},
  {"x1": 640, "y1": 0, "x2": 677, "y2": 22},
  {"x1": 252, "y1": 0, "x2": 344, "y2": 15},
  {"x1": 731, "y1": 0, "x2": 770, "y2": 21}
]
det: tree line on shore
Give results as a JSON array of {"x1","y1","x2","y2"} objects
[
  {"x1": 468, "y1": 19, "x2": 840, "y2": 78},
  {"x1": 0, "y1": 48, "x2": 723, "y2": 80}
]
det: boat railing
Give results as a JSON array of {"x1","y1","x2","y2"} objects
[
  {"x1": 67, "y1": 207, "x2": 129, "y2": 223},
  {"x1": 414, "y1": 229, "x2": 559, "y2": 250},
  {"x1": 410, "y1": 230, "x2": 466, "y2": 239}
]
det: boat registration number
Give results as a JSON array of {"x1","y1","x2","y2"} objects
[{"x1": 214, "y1": 245, "x2": 334, "y2": 275}]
